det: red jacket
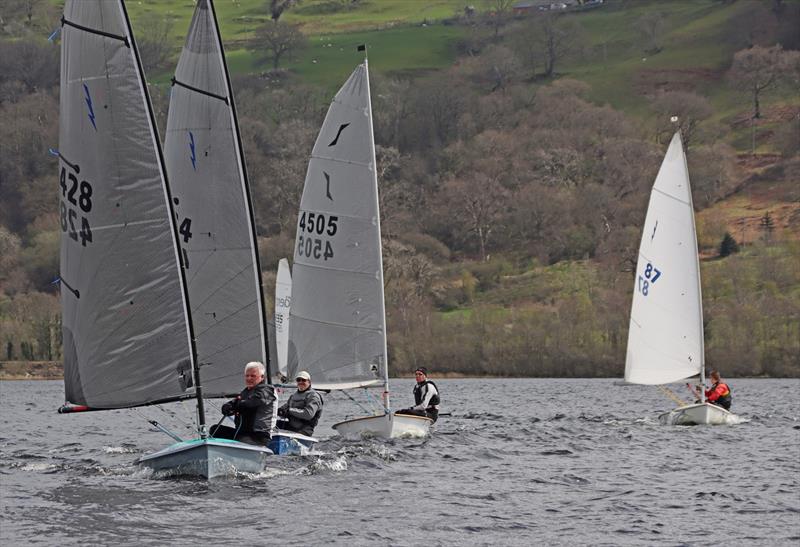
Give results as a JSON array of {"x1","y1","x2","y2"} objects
[{"x1": 705, "y1": 382, "x2": 730, "y2": 402}]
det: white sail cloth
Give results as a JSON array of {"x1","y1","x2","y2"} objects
[
  {"x1": 59, "y1": 0, "x2": 194, "y2": 408},
  {"x1": 164, "y1": 0, "x2": 267, "y2": 396},
  {"x1": 288, "y1": 63, "x2": 387, "y2": 390},
  {"x1": 625, "y1": 132, "x2": 704, "y2": 385}
]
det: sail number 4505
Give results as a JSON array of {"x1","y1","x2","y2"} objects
[
  {"x1": 638, "y1": 262, "x2": 662, "y2": 296},
  {"x1": 298, "y1": 211, "x2": 337, "y2": 261}
]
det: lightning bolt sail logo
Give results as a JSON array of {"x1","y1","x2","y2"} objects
[
  {"x1": 328, "y1": 123, "x2": 350, "y2": 146},
  {"x1": 650, "y1": 220, "x2": 658, "y2": 243},
  {"x1": 324, "y1": 171, "x2": 332, "y2": 200},
  {"x1": 83, "y1": 83, "x2": 96, "y2": 131},
  {"x1": 189, "y1": 131, "x2": 196, "y2": 170}
]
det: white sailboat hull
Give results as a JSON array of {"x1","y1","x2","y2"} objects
[
  {"x1": 137, "y1": 438, "x2": 272, "y2": 479},
  {"x1": 332, "y1": 413, "x2": 433, "y2": 439},
  {"x1": 658, "y1": 402, "x2": 735, "y2": 426}
]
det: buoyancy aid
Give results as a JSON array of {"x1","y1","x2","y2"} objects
[
  {"x1": 413, "y1": 380, "x2": 440, "y2": 409},
  {"x1": 707, "y1": 382, "x2": 732, "y2": 410}
]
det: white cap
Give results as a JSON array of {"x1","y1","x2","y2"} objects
[{"x1": 295, "y1": 371, "x2": 311, "y2": 381}]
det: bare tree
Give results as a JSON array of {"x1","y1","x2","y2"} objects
[
  {"x1": 536, "y1": 12, "x2": 584, "y2": 78},
  {"x1": 268, "y1": 0, "x2": 299, "y2": 21},
  {"x1": 727, "y1": 44, "x2": 791, "y2": 119},
  {"x1": 650, "y1": 91, "x2": 713, "y2": 148},
  {"x1": 637, "y1": 12, "x2": 667, "y2": 54},
  {"x1": 137, "y1": 12, "x2": 175, "y2": 72},
  {"x1": 441, "y1": 172, "x2": 509, "y2": 261},
  {"x1": 252, "y1": 21, "x2": 308, "y2": 70},
  {"x1": 482, "y1": 0, "x2": 514, "y2": 41}
]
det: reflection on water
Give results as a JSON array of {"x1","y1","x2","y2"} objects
[{"x1": 0, "y1": 378, "x2": 798, "y2": 545}]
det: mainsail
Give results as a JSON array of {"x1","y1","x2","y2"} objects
[
  {"x1": 625, "y1": 132, "x2": 704, "y2": 385},
  {"x1": 59, "y1": 0, "x2": 195, "y2": 409},
  {"x1": 288, "y1": 61, "x2": 388, "y2": 391},
  {"x1": 274, "y1": 258, "x2": 292, "y2": 377},
  {"x1": 164, "y1": 0, "x2": 268, "y2": 396}
]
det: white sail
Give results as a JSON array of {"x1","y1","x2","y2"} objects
[
  {"x1": 275, "y1": 258, "x2": 292, "y2": 377},
  {"x1": 288, "y1": 61, "x2": 387, "y2": 391},
  {"x1": 59, "y1": 0, "x2": 195, "y2": 409},
  {"x1": 164, "y1": 0, "x2": 268, "y2": 395},
  {"x1": 625, "y1": 132, "x2": 704, "y2": 385}
]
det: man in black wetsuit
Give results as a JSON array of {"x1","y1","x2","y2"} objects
[
  {"x1": 396, "y1": 367, "x2": 440, "y2": 423},
  {"x1": 210, "y1": 361, "x2": 276, "y2": 446}
]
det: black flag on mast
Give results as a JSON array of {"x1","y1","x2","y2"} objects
[{"x1": 357, "y1": 44, "x2": 366, "y2": 51}]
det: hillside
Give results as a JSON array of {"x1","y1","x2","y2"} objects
[{"x1": 1, "y1": 0, "x2": 798, "y2": 378}]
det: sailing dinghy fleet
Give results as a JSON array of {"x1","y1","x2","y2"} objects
[{"x1": 54, "y1": 0, "x2": 737, "y2": 479}]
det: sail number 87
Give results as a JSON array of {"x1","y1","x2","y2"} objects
[{"x1": 638, "y1": 262, "x2": 662, "y2": 296}]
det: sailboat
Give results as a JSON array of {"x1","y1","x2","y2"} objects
[
  {"x1": 286, "y1": 56, "x2": 432, "y2": 439},
  {"x1": 624, "y1": 131, "x2": 735, "y2": 426},
  {"x1": 274, "y1": 258, "x2": 292, "y2": 379},
  {"x1": 57, "y1": 0, "x2": 292, "y2": 480}
]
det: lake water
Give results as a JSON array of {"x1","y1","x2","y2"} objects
[{"x1": 0, "y1": 378, "x2": 798, "y2": 546}]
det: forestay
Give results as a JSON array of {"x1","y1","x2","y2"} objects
[
  {"x1": 288, "y1": 62, "x2": 387, "y2": 390},
  {"x1": 625, "y1": 132, "x2": 704, "y2": 385},
  {"x1": 164, "y1": 0, "x2": 268, "y2": 395},
  {"x1": 59, "y1": 0, "x2": 194, "y2": 409},
  {"x1": 274, "y1": 258, "x2": 292, "y2": 377}
]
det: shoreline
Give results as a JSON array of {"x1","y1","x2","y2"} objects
[{"x1": 0, "y1": 361, "x2": 792, "y2": 381}]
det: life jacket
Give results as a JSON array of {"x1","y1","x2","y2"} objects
[
  {"x1": 716, "y1": 382, "x2": 732, "y2": 409},
  {"x1": 413, "y1": 380, "x2": 440, "y2": 409},
  {"x1": 710, "y1": 382, "x2": 732, "y2": 410}
]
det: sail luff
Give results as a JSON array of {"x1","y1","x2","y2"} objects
[
  {"x1": 362, "y1": 58, "x2": 391, "y2": 413},
  {"x1": 678, "y1": 131, "x2": 707, "y2": 400},
  {"x1": 206, "y1": 0, "x2": 271, "y2": 379},
  {"x1": 117, "y1": 0, "x2": 205, "y2": 429}
]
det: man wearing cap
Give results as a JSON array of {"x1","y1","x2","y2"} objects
[
  {"x1": 276, "y1": 371, "x2": 324, "y2": 437},
  {"x1": 210, "y1": 361, "x2": 276, "y2": 446},
  {"x1": 396, "y1": 367, "x2": 440, "y2": 423}
]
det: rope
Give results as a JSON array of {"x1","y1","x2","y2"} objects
[
  {"x1": 657, "y1": 385, "x2": 687, "y2": 407},
  {"x1": 342, "y1": 389, "x2": 372, "y2": 415}
]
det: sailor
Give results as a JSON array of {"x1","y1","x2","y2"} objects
[
  {"x1": 276, "y1": 371, "x2": 324, "y2": 437},
  {"x1": 687, "y1": 369, "x2": 732, "y2": 410},
  {"x1": 396, "y1": 367, "x2": 440, "y2": 423},
  {"x1": 210, "y1": 361, "x2": 276, "y2": 446}
]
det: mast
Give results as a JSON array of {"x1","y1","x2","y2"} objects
[
  {"x1": 362, "y1": 49, "x2": 391, "y2": 414},
  {"x1": 678, "y1": 128, "x2": 706, "y2": 403},
  {"x1": 206, "y1": 0, "x2": 272, "y2": 381},
  {"x1": 118, "y1": 0, "x2": 206, "y2": 433}
]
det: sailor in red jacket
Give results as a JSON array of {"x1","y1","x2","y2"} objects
[{"x1": 687, "y1": 369, "x2": 732, "y2": 410}]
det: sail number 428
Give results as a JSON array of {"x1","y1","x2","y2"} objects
[
  {"x1": 298, "y1": 211, "x2": 337, "y2": 261},
  {"x1": 638, "y1": 262, "x2": 662, "y2": 296},
  {"x1": 59, "y1": 166, "x2": 93, "y2": 246}
]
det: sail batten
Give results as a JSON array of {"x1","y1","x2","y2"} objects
[
  {"x1": 164, "y1": 0, "x2": 268, "y2": 395},
  {"x1": 625, "y1": 132, "x2": 704, "y2": 386},
  {"x1": 60, "y1": 0, "x2": 196, "y2": 409}
]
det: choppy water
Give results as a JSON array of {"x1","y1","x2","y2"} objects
[{"x1": 1, "y1": 378, "x2": 798, "y2": 546}]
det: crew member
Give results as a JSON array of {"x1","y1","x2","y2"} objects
[
  {"x1": 396, "y1": 367, "x2": 440, "y2": 422},
  {"x1": 210, "y1": 361, "x2": 276, "y2": 446},
  {"x1": 687, "y1": 369, "x2": 732, "y2": 410},
  {"x1": 277, "y1": 371, "x2": 323, "y2": 437}
]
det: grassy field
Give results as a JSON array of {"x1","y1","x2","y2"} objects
[{"x1": 125, "y1": 0, "x2": 465, "y2": 88}]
